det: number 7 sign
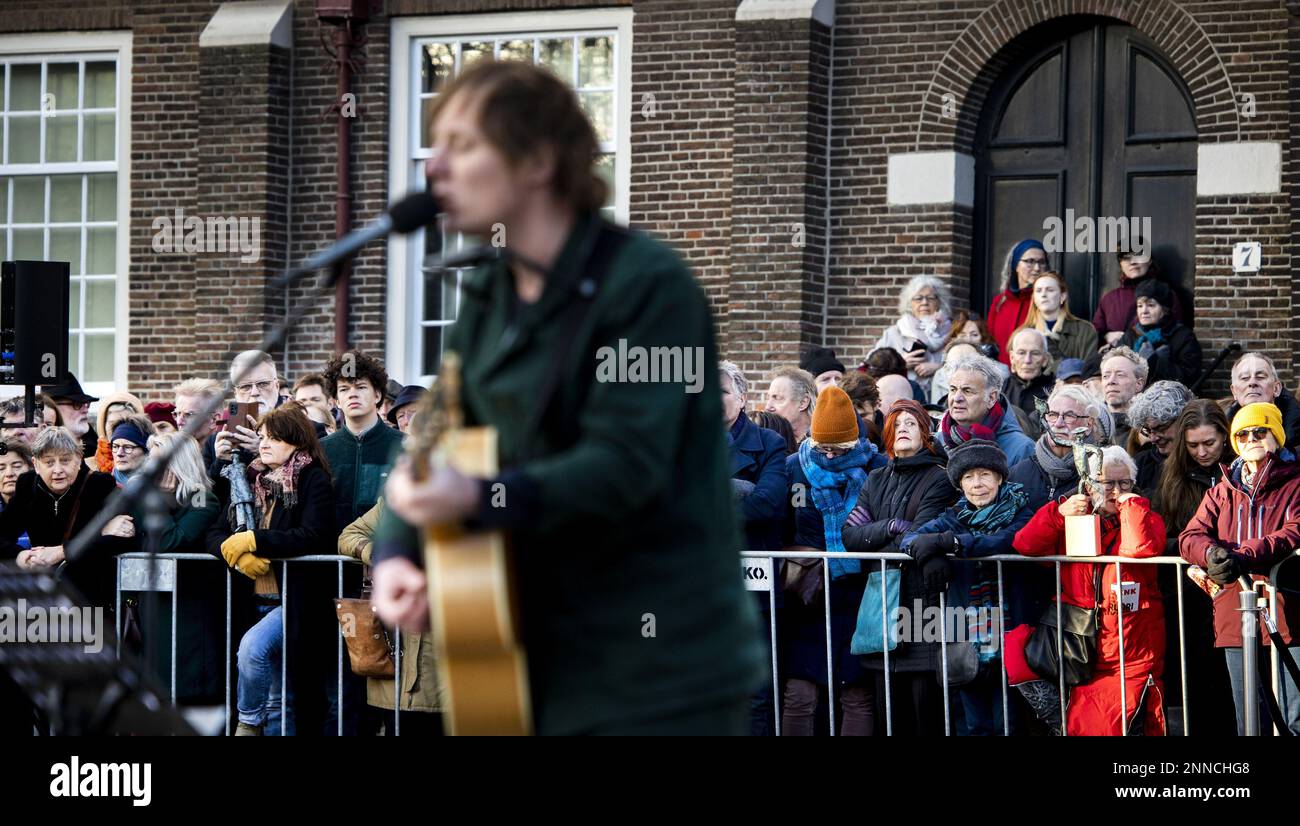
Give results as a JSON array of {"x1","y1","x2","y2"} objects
[{"x1": 1233, "y1": 242, "x2": 1261, "y2": 273}]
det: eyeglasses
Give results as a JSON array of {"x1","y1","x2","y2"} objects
[
  {"x1": 1044, "y1": 411, "x2": 1089, "y2": 425},
  {"x1": 175, "y1": 411, "x2": 201, "y2": 422},
  {"x1": 910, "y1": 294, "x2": 940, "y2": 305},
  {"x1": 1139, "y1": 422, "x2": 1175, "y2": 439},
  {"x1": 1019, "y1": 258, "x2": 1049, "y2": 269},
  {"x1": 235, "y1": 380, "x2": 276, "y2": 395},
  {"x1": 1095, "y1": 479, "x2": 1134, "y2": 491},
  {"x1": 110, "y1": 443, "x2": 142, "y2": 455},
  {"x1": 1235, "y1": 427, "x2": 1272, "y2": 443}
]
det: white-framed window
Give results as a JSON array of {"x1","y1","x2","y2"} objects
[
  {"x1": 0, "y1": 31, "x2": 131, "y2": 399},
  {"x1": 388, "y1": 9, "x2": 633, "y2": 384}
]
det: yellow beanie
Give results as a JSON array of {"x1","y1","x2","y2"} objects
[
  {"x1": 1229, "y1": 402, "x2": 1286, "y2": 455},
  {"x1": 811, "y1": 385, "x2": 859, "y2": 445}
]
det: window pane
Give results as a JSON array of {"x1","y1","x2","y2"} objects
[
  {"x1": 461, "y1": 41, "x2": 491, "y2": 68},
  {"x1": 421, "y1": 325, "x2": 445, "y2": 377},
  {"x1": 580, "y1": 91, "x2": 614, "y2": 144},
  {"x1": 12, "y1": 228, "x2": 43, "y2": 259},
  {"x1": 595, "y1": 153, "x2": 615, "y2": 207},
  {"x1": 10, "y1": 64, "x2": 40, "y2": 111},
  {"x1": 46, "y1": 114, "x2": 78, "y2": 162},
  {"x1": 578, "y1": 37, "x2": 613, "y2": 87},
  {"x1": 421, "y1": 43, "x2": 453, "y2": 94},
  {"x1": 50, "y1": 228, "x2": 81, "y2": 274},
  {"x1": 500, "y1": 39, "x2": 532, "y2": 63},
  {"x1": 12, "y1": 177, "x2": 44, "y2": 223},
  {"x1": 50, "y1": 175, "x2": 81, "y2": 221},
  {"x1": 88, "y1": 173, "x2": 115, "y2": 221},
  {"x1": 85, "y1": 61, "x2": 115, "y2": 108},
  {"x1": 83, "y1": 333, "x2": 114, "y2": 381},
  {"x1": 539, "y1": 39, "x2": 572, "y2": 79},
  {"x1": 0, "y1": 178, "x2": 7, "y2": 223},
  {"x1": 47, "y1": 63, "x2": 78, "y2": 111},
  {"x1": 87, "y1": 226, "x2": 114, "y2": 273},
  {"x1": 420, "y1": 96, "x2": 436, "y2": 148},
  {"x1": 85, "y1": 280, "x2": 114, "y2": 327},
  {"x1": 69, "y1": 281, "x2": 80, "y2": 329},
  {"x1": 9, "y1": 116, "x2": 40, "y2": 163},
  {"x1": 84, "y1": 113, "x2": 115, "y2": 161}
]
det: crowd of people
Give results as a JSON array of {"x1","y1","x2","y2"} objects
[
  {"x1": 0, "y1": 350, "x2": 435, "y2": 737},
  {"x1": 0, "y1": 231, "x2": 1297, "y2": 738},
  {"x1": 728, "y1": 238, "x2": 1300, "y2": 736}
]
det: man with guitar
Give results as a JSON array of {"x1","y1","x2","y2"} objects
[{"x1": 372, "y1": 60, "x2": 762, "y2": 735}]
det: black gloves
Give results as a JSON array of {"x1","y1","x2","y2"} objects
[
  {"x1": 910, "y1": 530, "x2": 955, "y2": 565},
  {"x1": 921, "y1": 555, "x2": 953, "y2": 595},
  {"x1": 1205, "y1": 546, "x2": 1244, "y2": 586}
]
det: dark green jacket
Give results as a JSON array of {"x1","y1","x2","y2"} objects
[
  {"x1": 321, "y1": 418, "x2": 403, "y2": 534},
  {"x1": 375, "y1": 215, "x2": 762, "y2": 734}
]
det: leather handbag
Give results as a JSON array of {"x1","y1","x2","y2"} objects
[
  {"x1": 1024, "y1": 565, "x2": 1102, "y2": 687},
  {"x1": 335, "y1": 580, "x2": 395, "y2": 678}
]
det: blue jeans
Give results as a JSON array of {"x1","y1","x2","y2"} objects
[
  {"x1": 237, "y1": 605, "x2": 294, "y2": 736},
  {"x1": 956, "y1": 665, "x2": 1024, "y2": 736},
  {"x1": 1224, "y1": 645, "x2": 1300, "y2": 735}
]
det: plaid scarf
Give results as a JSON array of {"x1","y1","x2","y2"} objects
[
  {"x1": 250, "y1": 450, "x2": 313, "y2": 526},
  {"x1": 940, "y1": 399, "x2": 1007, "y2": 446},
  {"x1": 797, "y1": 439, "x2": 870, "y2": 578}
]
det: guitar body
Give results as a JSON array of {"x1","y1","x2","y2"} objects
[{"x1": 423, "y1": 426, "x2": 532, "y2": 735}]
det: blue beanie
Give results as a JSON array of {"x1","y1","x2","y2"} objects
[
  {"x1": 111, "y1": 420, "x2": 150, "y2": 449},
  {"x1": 1008, "y1": 239, "x2": 1047, "y2": 292}
]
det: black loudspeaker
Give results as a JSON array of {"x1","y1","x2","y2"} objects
[{"x1": 1, "y1": 260, "x2": 70, "y2": 386}]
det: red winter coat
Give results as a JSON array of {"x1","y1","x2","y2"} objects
[
  {"x1": 1178, "y1": 454, "x2": 1300, "y2": 648},
  {"x1": 987, "y1": 288, "x2": 1032, "y2": 366},
  {"x1": 1014, "y1": 495, "x2": 1167, "y2": 736}
]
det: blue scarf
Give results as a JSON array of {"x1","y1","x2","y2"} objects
[
  {"x1": 1132, "y1": 324, "x2": 1165, "y2": 359},
  {"x1": 798, "y1": 439, "x2": 870, "y2": 578},
  {"x1": 954, "y1": 481, "x2": 1028, "y2": 535}
]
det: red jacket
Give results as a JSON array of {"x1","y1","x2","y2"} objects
[
  {"x1": 1015, "y1": 495, "x2": 1167, "y2": 735},
  {"x1": 987, "y1": 288, "x2": 1032, "y2": 366},
  {"x1": 1179, "y1": 455, "x2": 1300, "y2": 648}
]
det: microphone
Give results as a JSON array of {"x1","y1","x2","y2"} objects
[{"x1": 281, "y1": 191, "x2": 440, "y2": 283}]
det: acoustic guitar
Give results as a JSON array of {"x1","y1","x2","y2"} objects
[{"x1": 405, "y1": 353, "x2": 532, "y2": 735}]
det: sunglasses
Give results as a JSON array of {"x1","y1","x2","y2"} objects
[{"x1": 1234, "y1": 427, "x2": 1272, "y2": 443}]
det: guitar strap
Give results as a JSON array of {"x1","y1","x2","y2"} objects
[{"x1": 515, "y1": 216, "x2": 630, "y2": 464}]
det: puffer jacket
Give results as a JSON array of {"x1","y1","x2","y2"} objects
[
  {"x1": 1179, "y1": 453, "x2": 1300, "y2": 648},
  {"x1": 1015, "y1": 495, "x2": 1168, "y2": 735}
]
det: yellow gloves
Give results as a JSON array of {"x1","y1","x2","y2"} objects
[
  {"x1": 220, "y1": 531, "x2": 267, "y2": 580},
  {"x1": 234, "y1": 552, "x2": 270, "y2": 580}
]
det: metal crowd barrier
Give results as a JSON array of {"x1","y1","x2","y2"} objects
[
  {"x1": 114, "y1": 552, "x2": 406, "y2": 736},
  {"x1": 741, "y1": 549, "x2": 1298, "y2": 737}
]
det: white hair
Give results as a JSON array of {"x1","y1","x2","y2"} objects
[
  {"x1": 948, "y1": 354, "x2": 1003, "y2": 403},
  {"x1": 719, "y1": 360, "x2": 747, "y2": 397},
  {"x1": 230, "y1": 350, "x2": 278, "y2": 384},
  {"x1": 31, "y1": 426, "x2": 81, "y2": 460},
  {"x1": 1101, "y1": 346, "x2": 1149, "y2": 387},
  {"x1": 1047, "y1": 383, "x2": 1112, "y2": 445},
  {"x1": 1099, "y1": 445, "x2": 1137, "y2": 480},
  {"x1": 897, "y1": 275, "x2": 952, "y2": 319}
]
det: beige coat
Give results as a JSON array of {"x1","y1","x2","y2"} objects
[{"x1": 338, "y1": 499, "x2": 443, "y2": 713}]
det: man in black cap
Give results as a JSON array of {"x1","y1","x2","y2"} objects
[
  {"x1": 800, "y1": 346, "x2": 846, "y2": 394},
  {"x1": 42, "y1": 373, "x2": 98, "y2": 458},
  {"x1": 386, "y1": 385, "x2": 427, "y2": 433}
]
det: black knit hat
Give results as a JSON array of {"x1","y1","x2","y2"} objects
[
  {"x1": 945, "y1": 438, "x2": 1008, "y2": 489},
  {"x1": 800, "y1": 346, "x2": 846, "y2": 378},
  {"x1": 1135, "y1": 278, "x2": 1173, "y2": 311}
]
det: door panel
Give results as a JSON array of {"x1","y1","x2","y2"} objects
[{"x1": 974, "y1": 18, "x2": 1196, "y2": 325}]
